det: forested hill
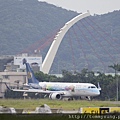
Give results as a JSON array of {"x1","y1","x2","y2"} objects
[
  {"x1": 0, "y1": 0, "x2": 77, "y2": 55},
  {"x1": 0, "y1": 0, "x2": 120, "y2": 73}
]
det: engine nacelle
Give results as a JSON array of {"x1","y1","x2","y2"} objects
[{"x1": 49, "y1": 93, "x2": 62, "y2": 100}]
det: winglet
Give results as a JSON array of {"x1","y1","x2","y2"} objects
[
  {"x1": 98, "y1": 82, "x2": 101, "y2": 90},
  {"x1": 4, "y1": 83, "x2": 12, "y2": 91}
]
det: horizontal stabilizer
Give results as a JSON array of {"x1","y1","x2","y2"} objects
[{"x1": 4, "y1": 83, "x2": 12, "y2": 91}]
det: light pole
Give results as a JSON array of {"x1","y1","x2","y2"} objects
[
  {"x1": 109, "y1": 63, "x2": 119, "y2": 101},
  {"x1": 115, "y1": 68, "x2": 118, "y2": 101}
]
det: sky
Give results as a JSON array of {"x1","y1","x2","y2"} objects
[{"x1": 39, "y1": 0, "x2": 120, "y2": 15}]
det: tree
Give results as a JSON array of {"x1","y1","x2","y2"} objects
[
  {"x1": 35, "y1": 71, "x2": 57, "y2": 82},
  {"x1": 109, "y1": 63, "x2": 120, "y2": 101},
  {"x1": 109, "y1": 63, "x2": 120, "y2": 73}
]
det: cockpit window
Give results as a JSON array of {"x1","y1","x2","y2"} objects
[
  {"x1": 91, "y1": 86, "x2": 96, "y2": 88},
  {"x1": 88, "y1": 86, "x2": 96, "y2": 88}
]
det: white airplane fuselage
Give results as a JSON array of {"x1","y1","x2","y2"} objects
[{"x1": 39, "y1": 82, "x2": 100, "y2": 97}]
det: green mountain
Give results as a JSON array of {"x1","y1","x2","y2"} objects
[{"x1": 0, "y1": 0, "x2": 120, "y2": 73}]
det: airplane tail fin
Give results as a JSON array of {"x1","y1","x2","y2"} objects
[{"x1": 23, "y1": 58, "x2": 39, "y2": 84}]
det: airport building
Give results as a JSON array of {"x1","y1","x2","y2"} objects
[
  {"x1": 0, "y1": 51, "x2": 42, "y2": 98},
  {"x1": 14, "y1": 52, "x2": 42, "y2": 72},
  {"x1": 0, "y1": 72, "x2": 27, "y2": 98}
]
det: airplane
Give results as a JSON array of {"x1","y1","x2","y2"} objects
[{"x1": 5, "y1": 58, "x2": 101, "y2": 100}]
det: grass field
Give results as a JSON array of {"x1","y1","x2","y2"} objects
[{"x1": 0, "y1": 99, "x2": 120, "y2": 110}]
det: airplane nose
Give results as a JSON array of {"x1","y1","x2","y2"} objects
[
  {"x1": 96, "y1": 90, "x2": 100, "y2": 95},
  {"x1": 93, "y1": 89, "x2": 100, "y2": 96}
]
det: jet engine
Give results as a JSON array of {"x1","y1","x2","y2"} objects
[{"x1": 49, "y1": 93, "x2": 62, "y2": 100}]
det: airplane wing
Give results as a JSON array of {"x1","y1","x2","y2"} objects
[
  {"x1": 5, "y1": 83, "x2": 65, "y2": 94},
  {"x1": 11, "y1": 89, "x2": 65, "y2": 94}
]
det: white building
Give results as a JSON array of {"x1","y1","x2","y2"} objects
[
  {"x1": 14, "y1": 52, "x2": 42, "y2": 72},
  {"x1": 0, "y1": 72, "x2": 27, "y2": 98}
]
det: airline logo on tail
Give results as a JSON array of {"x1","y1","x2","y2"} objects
[
  {"x1": 27, "y1": 72, "x2": 32, "y2": 79},
  {"x1": 23, "y1": 58, "x2": 39, "y2": 84}
]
